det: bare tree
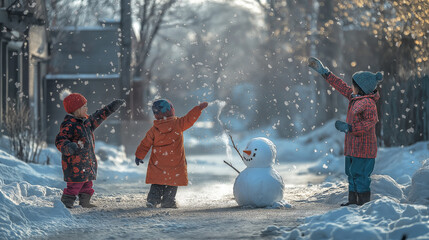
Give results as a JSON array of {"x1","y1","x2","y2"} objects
[
  {"x1": 136, "y1": 0, "x2": 176, "y2": 72},
  {"x1": 46, "y1": 0, "x2": 119, "y2": 27},
  {"x1": 148, "y1": 1, "x2": 263, "y2": 105},
  {"x1": 5, "y1": 102, "x2": 46, "y2": 163},
  {"x1": 134, "y1": 0, "x2": 177, "y2": 111}
]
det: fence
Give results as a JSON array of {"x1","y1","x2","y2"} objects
[{"x1": 379, "y1": 75, "x2": 429, "y2": 147}]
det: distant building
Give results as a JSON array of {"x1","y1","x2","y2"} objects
[
  {"x1": 45, "y1": 20, "x2": 124, "y2": 144},
  {"x1": 0, "y1": 0, "x2": 50, "y2": 135},
  {"x1": 46, "y1": 19, "x2": 150, "y2": 151}
]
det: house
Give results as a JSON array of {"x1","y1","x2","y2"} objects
[
  {"x1": 0, "y1": 0, "x2": 50, "y2": 135},
  {"x1": 45, "y1": 20, "x2": 124, "y2": 144},
  {"x1": 1, "y1": 1, "x2": 149, "y2": 154}
]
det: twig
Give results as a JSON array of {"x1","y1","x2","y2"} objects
[
  {"x1": 223, "y1": 160, "x2": 240, "y2": 174},
  {"x1": 229, "y1": 134, "x2": 243, "y2": 160}
]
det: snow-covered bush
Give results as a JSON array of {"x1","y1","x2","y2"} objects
[
  {"x1": 407, "y1": 159, "x2": 429, "y2": 204},
  {"x1": 3, "y1": 103, "x2": 45, "y2": 163},
  {"x1": 371, "y1": 175, "x2": 405, "y2": 202}
]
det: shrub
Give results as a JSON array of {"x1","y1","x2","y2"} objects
[{"x1": 4, "y1": 102, "x2": 45, "y2": 163}]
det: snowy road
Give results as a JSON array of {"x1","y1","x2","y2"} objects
[
  {"x1": 43, "y1": 184, "x2": 336, "y2": 239},
  {"x1": 40, "y1": 156, "x2": 336, "y2": 240},
  {"x1": 3, "y1": 136, "x2": 428, "y2": 239}
]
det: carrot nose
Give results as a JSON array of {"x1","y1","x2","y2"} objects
[{"x1": 243, "y1": 150, "x2": 251, "y2": 155}]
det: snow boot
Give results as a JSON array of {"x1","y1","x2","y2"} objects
[
  {"x1": 357, "y1": 191, "x2": 371, "y2": 206},
  {"x1": 340, "y1": 191, "x2": 358, "y2": 206},
  {"x1": 161, "y1": 196, "x2": 178, "y2": 208},
  {"x1": 161, "y1": 200, "x2": 178, "y2": 208},
  {"x1": 161, "y1": 186, "x2": 178, "y2": 208},
  {"x1": 147, "y1": 184, "x2": 163, "y2": 208},
  {"x1": 78, "y1": 193, "x2": 97, "y2": 208},
  {"x1": 146, "y1": 201, "x2": 156, "y2": 208},
  {"x1": 61, "y1": 194, "x2": 76, "y2": 208}
]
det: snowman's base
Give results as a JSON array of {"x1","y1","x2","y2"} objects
[
  {"x1": 233, "y1": 168, "x2": 285, "y2": 207},
  {"x1": 268, "y1": 200, "x2": 293, "y2": 209},
  {"x1": 239, "y1": 200, "x2": 293, "y2": 209}
]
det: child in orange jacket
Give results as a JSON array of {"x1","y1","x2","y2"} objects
[{"x1": 135, "y1": 99, "x2": 208, "y2": 208}]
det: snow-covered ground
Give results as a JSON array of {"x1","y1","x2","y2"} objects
[{"x1": 0, "y1": 120, "x2": 428, "y2": 239}]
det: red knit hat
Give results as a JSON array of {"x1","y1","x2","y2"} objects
[{"x1": 60, "y1": 89, "x2": 87, "y2": 114}]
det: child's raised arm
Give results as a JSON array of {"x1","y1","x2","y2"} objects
[
  {"x1": 325, "y1": 74, "x2": 353, "y2": 100},
  {"x1": 308, "y1": 57, "x2": 352, "y2": 100},
  {"x1": 177, "y1": 102, "x2": 208, "y2": 132},
  {"x1": 88, "y1": 99, "x2": 125, "y2": 131}
]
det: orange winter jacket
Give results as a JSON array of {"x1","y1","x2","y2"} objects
[{"x1": 135, "y1": 106, "x2": 203, "y2": 186}]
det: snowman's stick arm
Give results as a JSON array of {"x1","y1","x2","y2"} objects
[
  {"x1": 229, "y1": 134, "x2": 244, "y2": 161},
  {"x1": 223, "y1": 160, "x2": 240, "y2": 174}
]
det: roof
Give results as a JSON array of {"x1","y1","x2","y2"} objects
[{"x1": 45, "y1": 73, "x2": 120, "y2": 80}]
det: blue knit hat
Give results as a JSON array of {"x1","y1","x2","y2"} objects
[
  {"x1": 152, "y1": 99, "x2": 175, "y2": 120},
  {"x1": 352, "y1": 71, "x2": 383, "y2": 95}
]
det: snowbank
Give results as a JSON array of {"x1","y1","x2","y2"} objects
[
  {"x1": 0, "y1": 150, "x2": 73, "y2": 239},
  {"x1": 308, "y1": 141, "x2": 429, "y2": 186},
  {"x1": 309, "y1": 174, "x2": 407, "y2": 206},
  {"x1": 262, "y1": 198, "x2": 429, "y2": 240},
  {"x1": 268, "y1": 132, "x2": 429, "y2": 239},
  {"x1": 0, "y1": 150, "x2": 61, "y2": 188},
  {"x1": 0, "y1": 137, "x2": 142, "y2": 239},
  {"x1": 408, "y1": 159, "x2": 429, "y2": 205}
]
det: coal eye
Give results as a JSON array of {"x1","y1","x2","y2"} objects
[{"x1": 254, "y1": 148, "x2": 257, "y2": 151}]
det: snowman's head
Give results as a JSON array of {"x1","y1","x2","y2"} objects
[{"x1": 242, "y1": 137, "x2": 276, "y2": 168}]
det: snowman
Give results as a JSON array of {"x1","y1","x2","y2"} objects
[{"x1": 233, "y1": 137, "x2": 285, "y2": 207}]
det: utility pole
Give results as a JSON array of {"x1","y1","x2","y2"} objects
[
  {"x1": 120, "y1": 0, "x2": 132, "y2": 119},
  {"x1": 309, "y1": 0, "x2": 319, "y2": 126}
]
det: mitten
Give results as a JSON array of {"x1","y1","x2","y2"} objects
[
  {"x1": 108, "y1": 99, "x2": 126, "y2": 112},
  {"x1": 335, "y1": 120, "x2": 352, "y2": 133},
  {"x1": 135, "y1": 157, "x2": 144, "y2": 166},
  {"x1": 308, "y1": 57, "x2": 330, "y2": 76},
  {"x1": 66, "y1": 142, "x2": 78, "y2": 155},
  {"x1": 199, "y1": 102, "x2": 209, "y2": 110}
]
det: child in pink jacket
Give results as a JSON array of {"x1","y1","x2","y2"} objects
[{"x1": 308, "y1": 57, "x2": 383, "y2": 206}]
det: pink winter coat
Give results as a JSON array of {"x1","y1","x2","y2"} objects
[{"x1": 326, "y1": 73, "x2": 380, "y2": 158}]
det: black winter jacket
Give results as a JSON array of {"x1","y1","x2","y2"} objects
[{"x1": 55, "y1": 104, "x2": 117, "y2": 182}]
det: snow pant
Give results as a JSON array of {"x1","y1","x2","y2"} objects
[
  {"x1": 63, "y1": 181, "x2": 95, "y2": 196},
  {"x1": 345, "y1": 156, "x2": 375, "y2": 193},
  {"x1": 147, "y1": 184, "x2": 178, "y2": 207}
]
